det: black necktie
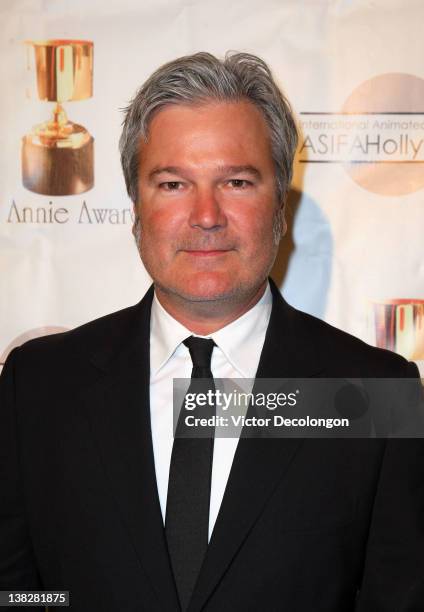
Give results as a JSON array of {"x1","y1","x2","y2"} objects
[{"x1": 165, "y1": 336, "x2": 216, "y2": 611}]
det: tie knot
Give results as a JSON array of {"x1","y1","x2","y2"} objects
[{"x1": 183, "y1": 336, "x2": 215, "y2": 370}]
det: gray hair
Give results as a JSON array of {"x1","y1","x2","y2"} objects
[{"x1": 119, "y1": 51, "x2": 298, "y2": 206}]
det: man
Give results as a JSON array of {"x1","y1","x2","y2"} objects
[{"x1": 0, "y1": 52, "x2": 423, "y2": 611}]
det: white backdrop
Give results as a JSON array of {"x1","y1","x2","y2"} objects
[{"x1": 1, "y1": 0, "x2": 423, "y2": 372}]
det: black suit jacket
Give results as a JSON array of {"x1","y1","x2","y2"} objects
[{"x1": 1, "y1": 280, "x2": 423, "y2": 611}]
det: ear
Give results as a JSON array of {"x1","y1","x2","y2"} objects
[
  {"x1": 280, "y1": 196, "x2": 287, "y2": 237},
  {"x1": 132, "y1": 205, "x2": 139, "y2": 238}
]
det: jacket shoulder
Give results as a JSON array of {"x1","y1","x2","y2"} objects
[{"x1": 14, "y1": 302, "x2": 141, "y2": 365}]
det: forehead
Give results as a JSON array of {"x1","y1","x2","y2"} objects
[{"x1": 138, "y1": 100, "x2": 274, "y2": 171}]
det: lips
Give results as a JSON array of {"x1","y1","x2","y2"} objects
[{"x1": 183, "y1": 249, "x2": 230, "y2": 256}]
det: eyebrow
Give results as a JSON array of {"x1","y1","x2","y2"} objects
[{"x1": 148, "y1": 165, "x2": 262, "y2": 181}]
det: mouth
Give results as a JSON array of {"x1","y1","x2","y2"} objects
[{"x1": 182, "y1": 249, "x2": 232, "y2": 257}]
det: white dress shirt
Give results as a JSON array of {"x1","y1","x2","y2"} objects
[{"x1": 149, "y1": 282, "x2": 272, "y2": 541}]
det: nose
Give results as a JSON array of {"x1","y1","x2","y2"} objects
[{"x1": 189, "y1": 186, "x2": 227, "y2": 231}]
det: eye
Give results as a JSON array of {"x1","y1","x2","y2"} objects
[
  {"x1": 159, "y1": 181, "x2": 183, "y2": 191},
  {"x1": 228, "y1": 179, "x2": 252, "y2": 189}
]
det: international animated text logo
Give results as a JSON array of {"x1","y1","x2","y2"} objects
[{"x1": 299, "y1": 73, "x2": 424, "y2": 196}]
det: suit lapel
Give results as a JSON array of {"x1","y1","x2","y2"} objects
[
  {"x1": 188, "y1": 279, "x2": 324, "y2": 612},
  {"x1": 84, "y1": 287, "x2": 180, "y2": 612}
]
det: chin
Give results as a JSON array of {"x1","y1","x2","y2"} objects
[{"x1": 173, "y1": 273, "x2": 239, "y2": 303}]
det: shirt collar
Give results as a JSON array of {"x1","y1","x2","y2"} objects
[{"x1": 150, "y1": 281, "x2": 273, "y2": 378}]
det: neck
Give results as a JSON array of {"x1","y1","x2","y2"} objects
[{"x1": 154, "y1": 281, "x2": 268, "y2": 335}]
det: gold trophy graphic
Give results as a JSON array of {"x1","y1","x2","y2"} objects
[{"x1": 22, "y1": 39, "x2": 94, "y2": 196}]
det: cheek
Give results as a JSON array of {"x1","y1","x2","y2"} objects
[
  {"x1": 138, "y1": 185, "x2": 186, "y2": 236},
  {"x1": 229, "y1": 204, "x2": 275, "y2": 247},
  {"x1": 141, "y1": 207, "x2": 185, "y2": 241}
]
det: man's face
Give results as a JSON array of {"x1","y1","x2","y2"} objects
[{"x1": 136, "y1": 100, "x2": 283, "y2": 304}]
